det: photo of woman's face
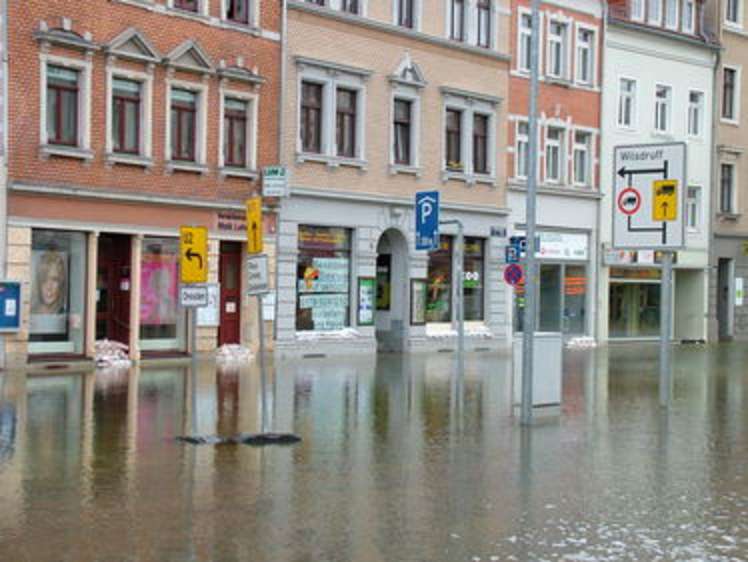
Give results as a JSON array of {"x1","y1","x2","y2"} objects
[
  {"x1": 32, "y1": 251, "x2": 67, "y2": 316},
  {"x1": 41, "y1": 262, "x2": 63, "y2": 308}
]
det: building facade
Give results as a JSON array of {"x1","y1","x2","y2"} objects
[
  {"x1": 599, "y1": 0, "x2": 717, "y2": 342},
  {"x1": 507, "y1": 0, "x2": 603, "y2": 341},
  {"x1": 710, "y1": 0, "x2": 748, "y2": 340},
  {"x1": 276, "y1": 0, "x2": 512, "y2": 356},
  {"x1": 3, "y1": 0, "x2": 281, "y2": 365}
]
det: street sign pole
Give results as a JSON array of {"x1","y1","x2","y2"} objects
[
  {"x1": 521, "y1": 0, "x2": 541, "y2": 426},
  {"x1": 257, "y1": 293, "x2": 268, "y2": 434},
  {"x1": 660, "y1": 251, "x2": 673, "y2": 406}
]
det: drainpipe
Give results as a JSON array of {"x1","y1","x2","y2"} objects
[
  {"x1": 0, "y1": 0, "x2": 9, "y2": 369},
  {"x1": 273, "y1": 0, "x2": 288, "y2": 342},
  {"x1": 707, "y1": 6, "x2": 721, "y2": 342}
]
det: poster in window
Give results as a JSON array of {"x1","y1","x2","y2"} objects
[
  {"x1": 411, "y1": 279, "x2": 427, "y2": 326},
  {"x1": 298, "y1": 257, "x2": 349, "y2": 293},
  {"x1": 140, "y1": 254, "x2": 178, "y2": 326},
  {"x1": 358, "y1": 277, "x2": 375, "y2": 326},
  {"x1": 30, "y1": 249, "x2": 69, "y2": 335},
  {"x1": 376, "y1": 254, "x2": 391, "y2": 310}
]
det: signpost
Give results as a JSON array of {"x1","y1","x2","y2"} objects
[
  {"x1": 180, "y1": 226, "x2": 208, "y2": 284},
  {"x1": 415, "y1": 191, "x2": 440, "y2": 251},
  {"x1": 612, "y1": 142, "x2": 687, "y2": 407},
  {"x1": 246, "y1": 197, "x2": 263, "y2": 255},
  {"x1": 179, "y1": 285, "x2": 209, "y2": 308},
  {"x1": 262, "y1": 166, "x2": 289, "y2": 198}
]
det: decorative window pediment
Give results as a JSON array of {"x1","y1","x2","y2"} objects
[
  {"x1": 165, "y1": 40, "x2": 214, "y2": 75},
  {"x1": 389, "y1": 54, "x2": 426, "y2": 89},
  {"x1": 34, "y1": 20, "x2": 99, "y2": 54},
  {"x1": 105, "y1": 28, "x2": 161, "y2": 64},
  {"x1": 218, "y1": 61, "x2": 265, "y2": 86}
]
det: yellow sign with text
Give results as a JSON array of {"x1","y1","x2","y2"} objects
[
  {"x1": 180, "y1": 226, "x2": 208, "y2": 284},
  {"x1": 652, "y1": 180, "x2": 678, "y2": 222},
  {"x1": 246, "y1": 197, "x2": 263, "y2": 254}
]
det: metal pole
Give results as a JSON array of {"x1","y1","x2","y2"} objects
[
  {"x1": 257, "y1": 293, "x2": 269, "y2": 433},
  {"x1": 190, "y1": 307, "x2": 198, "y2": 434},
  {"x1": 456, "y1": 221, "x2": 465, "y2": 376},
  {"x1": 659, "y1": 251, "x2": 673, "y2": 406},
  {"x1": 521, "y1": 0, "x2": 541, "y2": 426}
]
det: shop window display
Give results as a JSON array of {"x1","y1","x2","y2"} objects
[
  {"x1": 296, "y1": 226, "x2": 351, "y2": 331},
  {"x1": 463, "y1": 237, "x2": 484, "y2": 321},
  {"x1": 29, "y1": 230, "x2": 87, "y2": 355},
  {"x1": 426, "y1": 236, "x2": 452, "y2": 322}
]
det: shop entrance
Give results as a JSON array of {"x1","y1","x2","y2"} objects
[
  {"x1": 96, "y1": 234, "x2": 131, "y2": 344},
  {"x1": 375, "y1": 229, "x2": 408, "y2": 352},
  {"x1": 219, "y1": 241, "x2": 242, "y2": 346},
  {"x1": 717, "y1": 258, "x2": 733, "y2": 341}
]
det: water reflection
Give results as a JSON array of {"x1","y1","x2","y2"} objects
[{"x1": 0, "y1": 345, "x2": 745, "y2": 561}]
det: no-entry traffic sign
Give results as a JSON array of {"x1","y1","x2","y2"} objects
[
  {"x1": 504, "y1": 264, "x2": 524, "y2": 287},
  {"x1": 617, "y1": 187, "x2": 641, "y2": 216}
]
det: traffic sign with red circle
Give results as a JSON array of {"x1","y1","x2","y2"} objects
[
  {"x1": 504, "y1": 264, "x2": 524, "y2": 287},
  {"x1": 617, "y1": 187, "x2": 642, "y2": 216}
]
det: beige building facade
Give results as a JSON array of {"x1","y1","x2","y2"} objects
[{"x1": 276, "y1": 1, "x2": 512, "y2": 356}]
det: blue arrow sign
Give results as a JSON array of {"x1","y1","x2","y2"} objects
[{"x1": 415, "y1": 191, "x2": 440, "y2": 251}]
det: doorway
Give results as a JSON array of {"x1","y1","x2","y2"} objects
[
  {"x1": 375, "y1": 229, "x2": 409, "y2": 352},
  {"x1": 717, "y1": 258, "x2": 733, "y2": 341},
  {"x1": 96, "y1": 234, "x2": 131, "y2": 344},
  {"x1": 219, "y1": 242, "x2": 242, "y2": 346}
]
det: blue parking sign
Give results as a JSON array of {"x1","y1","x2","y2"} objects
[
  {"x1": 415, "y1": 191, "x2": 440, "y2": 250},
  {"x1": 0, "y1": 281, "x2": 21, "y2": 332}
]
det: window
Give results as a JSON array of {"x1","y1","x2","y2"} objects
[
  {"x1": 545, "y1": 126, "x2": 563, "y2": 183},
  {"x1": 631, "y1": 0, "x2": 645, "y2": 20},
  {"x1": 170, "y1": 89, "x2": 197, "y2": 161},
  {"x1": 336, "y1": 88, "x2": 357, "y2": 158},
  {"x1": 688, "y1": 91, "x2": 703, "y2": 136},
  {"x1": 648, "y1": 0, "x2": 662, "y2": 23},
  {"x1": 451, "y1": 0, "x2": 465, "y2": 41},
  {"x1": 548, "y1": 21, "x2": 568, "y2": 79},
  {"x1": 397, "y1": 0, "x2": 414, "y2": 28},
  {"x1": 726, "y1": 0, "x2": 741, "y2": 24},
  {"x1": 426, "y1": 237, "x2": 452, "y2": 322},
  {"x1": 573, "y1": 131, "x2": 591, "y2": 186},
  {"x1": 665, "y1": 0, "x2": 678, "y2": 28},
  {"x1": 464, "y1": 238, "x2": 484, "y2": 321},
  {"x1": 473, "y1": 114, "x2": 489, "y2": 174},
  {"x1": 46, "y1": 66, "x2": 79, "y2": 146},
  {"x1": 223, "y1": 98, "x2": 247, "y2": 167},
  {"x1": 515, "y1": 121, "x2": 529, "y2": 179},
  {"x1": 686, "y1": 186, "x2": 701, "y2": 230},
  {"x1": 112, "y1": 78, "x2": 140, "y2": 154},
  {"x1": 296, "y1": 226, "x2": 351, "y2": 331},
  {"x1": 618, "y1": 78, "x2": 636, "y2": 127},
  {"x1": 654, "y1": 84, "x2": 671, "y2": 132},
  {"x1": 174, "y1": 0, "x2": 199, "y2": 12},
  {"x1": 341, "y1": 0, "x2": 358, "y2": 13},
  {"x1": 477, "y1": 0, "x2": 491, "y2": 48},
  {"x1": 576, "y1": 28, "x2": 594, "y2": 85},
  {"x1": 721, "y1": 163, "x2": 735, "y2": 213},
  {"x1": 226, "y1": 0, "x2": 251, "y2": 24},
  {"x1": 519, "y1": 13, "x2": 533, "y2": 72},
  {"x1": 393, "y1": 99, "x2": 412, "y2": 165},
  {"x1": 301, "y1": 81, "x2": 323, "y2": 153},
  {"x1": 445, "y1": 109, "x2": 462, "y2": 170},
  {"x1": 682, "y1": 0, "x2": 695, "y2": 31},
  {"x1": 723, "y1": 67, "x2": 738, "y2": 121}
]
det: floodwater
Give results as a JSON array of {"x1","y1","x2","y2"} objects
[{"x1": 0, "y1": 344, "x2": 746, "y2": 562}]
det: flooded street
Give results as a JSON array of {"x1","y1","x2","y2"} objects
[{"x1": 0, "y1": 344, "x2": 747, "y2": 561}]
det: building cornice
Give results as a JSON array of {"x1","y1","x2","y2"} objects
[
  {"x1": 508, "y1": 183, "x2": 603, "y2": 200},
  {"x1": 287, "y1": 1, "x2": 511, "y2": 64},
  {"x1": 440, "y1": 86, "x2": 503, "y2": 106},
  {"x1": 608, "y1": 17, "x2": 720, "y2": 52},
  {"x1": 294, "y1": 55, "x2": 373, "y2": 78}
]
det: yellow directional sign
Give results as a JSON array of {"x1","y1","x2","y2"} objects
[
  {"x1": 246, "y1": 197, "x2": 263, "y2": 254},
  {"x1": 179, "y1": 226, "x2": 208, "y2": 284},
  {"x1": 652, "y1": 180, "x2": 678, "y2": 222}
]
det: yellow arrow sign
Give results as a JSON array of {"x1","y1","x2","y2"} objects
[
  {"x1": 652, "y1": 180, "x2": 678, "y2": 222},
  {"x1": 180, "y1": 226, "x2": 208, "y2": 284},
  {"x1": 246, "y1": 197, "x2": 263, "y2": 255}
]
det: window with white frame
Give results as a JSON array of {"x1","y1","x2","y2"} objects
[
  {"x1": 396, "y1": 0, "x2": 416, "y2": 29},
  {"x1": 518, "y1": 13, "x2": 533, "y2": 73},
  {"x1": 682, "y1": 0, "x2": 695, "y2": 32},
  {"x1": 473, "y1": 113, "x2": 489, "y2": 174},
  {"x1": 106, "y1": 68, "x2": 153, "y2": 163},
  {"x1": 648, "y1": 0, "x2": 663, "y2": 24},
  {"x1": 340, "y1": 0, "x2": 359, "y2": 14},
  {"x1": 548, "y1": 21, "x2": 568, "y2": 79},
  {"x1": 477, "y1": 0, "x2": 491, "y2": 48},
  {"x1": 393, "y1": 98, "x2": 413, "y2": 165},
  {"x1": 726, "y1": 0, "x2": 741, "y2": 25},
  {"x1": 441, "y1": 90, "x2": 496, "y2": 179},
  {"x1": 722, "y1": 66, "x2": 739, "y2": 121},
  {"x1": 545, "y1": 126, "x2": 564, "y2": 183},
  {"x1": 224, "y1": 0, "x2": 253, "y2": 25},
  {"x1": 576, "y1": 27, "x2": 594, "y2": 85},
  {"x1": 631, "y1": 0, "x2": 645, "y2": 20},
  {"x1": 336, "y1": 88, "x2": 357, "y2": 157},
  {"x1": 665, "y1": 0, "x2": 678, "y2": 28},
  {"x1": 654, "y1": 84, "x2": 671, "y2": 132},
  {"x1": 720, "y1": 163, "x2": 736, "y2": 213},
  {"x1": 515, "y1": 121, "x2": 529, "y2": 179},
  {"x1": 618, "y1": 77, "x2": 636, "y2": 128},
  {"x1": 450, "y1": 0, "x2": 465, "y2": 41},
  {"x1": 445, "y1": 108, "x2": 463, "y2": 170},
  {"x1": 220, "y1": 92, "x2": 257, "y2": 172},
  {"x1": 170, "y1": 0, "x2": 209, "y2": 16},
  {"x1": 686, "y1": 186, "x2": 701, "y2": 230},
  {"x1": 688, "y1": 91, "x2": 703, "y2": 137},
  {"x1": 166, "y1": 81, "x2": 207, "y2": 168},
  {"x1": 389, "y1": 56, "x2": 423, "y2": 171},
  {"x1": 573, "y1": 131, "x2": 591, "y2": 186}
]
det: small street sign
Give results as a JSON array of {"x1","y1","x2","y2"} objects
[
  {"x1": 505, "y1": 246, "x2": 520, "y2": 264},
  {"x1": 0, "y1": 281, "x2": 21, "y2": 332},
  {"x1": 612, "y1": 142, "x2": 686, "y2": 249},
  {"x1": 246, "y1": 197, "x2": 263, "y2": 255},
  {"x1": 179, "y1": 226, "x2": 208, "y2": 284},
  {"x1": 262, "y1": 166, "x2": 289, "y2": 197},
  {"x1": 504, "y1": 264, "x2": 524, "y2": 287},
  {"x1": 179, "y1": 285, "x2": 209, "y2": 308},
  {"x1": 415, "y1": 191, "x2": 440, "y2": 250},
  {"x1": 247, "y1": 254, "x2": 270, "y2": 295}
]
